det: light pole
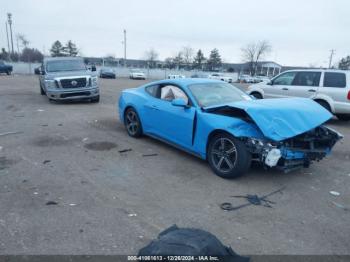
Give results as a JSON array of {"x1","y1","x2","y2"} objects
[
  {"x1": 7, "y1": 13, "x2": 14, "y2": 54},
  {"x1": 123, "y1": 29, "x2": 127, "y2": 67},
  {"x1": 5, "y1": 22, "x2": 11, "y2": 57}
]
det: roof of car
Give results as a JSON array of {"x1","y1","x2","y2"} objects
[
  {"x1": 44, "y1": 57, "x2": 84, "y2": 62},
  {"x1": 151, "y1": 78, "x2": 223, "y2": 86},
  {"x1": 284, "y1": 69, "x2": 350, "y2": 74}
]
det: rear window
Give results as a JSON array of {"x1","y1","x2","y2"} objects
[
  {"x1": 323, "y1": 72, "x2": 346, "y2": 88},
  {"x1": 292, "y1": 72, "x2": 321, "y2": 87}
]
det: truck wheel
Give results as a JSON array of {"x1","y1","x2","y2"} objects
[
  {"x1": 251, "y1": 92, "x2": 262, "y2": 99},
  {"x1": 336, "y1": 114, "x2": 350, "y2": 121},
  {"x1": 40, "y1": 85, "x2": 46, "y2": 95},
  {"x1": 91, "y1": 95, "x2": 100, "y2": 103},
  {"x1": 207, "y1": 133, "x2": 251, "y2": 179}
]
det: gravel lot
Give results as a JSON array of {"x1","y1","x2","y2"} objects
[{"x1": 0, "y1": 75, "x2": 349, "y2": 255}]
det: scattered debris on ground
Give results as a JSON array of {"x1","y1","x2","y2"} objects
[
  {"x1": 82, "y1": 137, "x2": 89, "y2": 142},
  {"x1": 0, "y1": 131, "x2": 23, "y2": 137},
  {"x1": 119, "y1": 148, "x2": 132, "y2": 153},
  {"x1": 43, "y1": 160, "x2": 51, "y2": 164},
  {"x1": 329, "y1": 191, "x2": 340, "y2": 196},
  {"x1": 128, "y1": 213, "x2": 137, "y2": 217},
  {"x1": 84, "y1": 141, "x2": 117, "y2": 151},
  {"x1": 331, "y1": 201, "x2": 349, "y2": 211},
  {"x1": 142, "y1": 153, "x2": 158, "y2": 157},
  {"x1": 69, "y1": 203, "x2": 77, "y2": 206},
  {"x1": 40, "y1": 124, "x2": 48, "y2": 127},
  {"x1": 46, "y1": 201, "x2": 58, "y2": 206},
  {"x1": 220, "y1": 186, "x2": 286, "y2": 211},
  {"x1": 37, "y1": 109, "x2": 45, "y2": 112}
]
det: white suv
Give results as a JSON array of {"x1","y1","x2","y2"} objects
[{"x1": 247, "y1": 69, "x2": 350, "y2": 121}]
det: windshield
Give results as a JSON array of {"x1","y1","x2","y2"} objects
[
  {"x1": 188, "y1": 82, "x2": 252, "y2": 107},
  {"x1": 46, "y1": 60, "x2": 86, "y2": 72}
]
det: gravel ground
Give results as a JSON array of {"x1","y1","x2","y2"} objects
[{"x1": 0, "y1": 75, "x2": 349, "y2": 255}]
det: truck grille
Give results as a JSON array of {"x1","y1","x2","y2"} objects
[{"x1": 60, "y1": 78, "x2": 87, "y2": 88}]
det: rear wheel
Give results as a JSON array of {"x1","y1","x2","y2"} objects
[
  {"x1": 336, "y1": 114, "x2": 350, "y2": 121},
  {"x1": 251, "y1": 92, "x2": 263, "y2": 99},
  {"x1": 124, "y1": 108, "x2": 143, "y2": 137},
  {"x1": 207, "y1": 133, "x2": 251, "y2": 179},
  {"x1": 315, "y1": 100, "x2": 331, "y2": 113}
]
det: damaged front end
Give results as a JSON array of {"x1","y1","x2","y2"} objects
[{"x1": 244, "y1": 126, "x2": 343, "y2": 172}]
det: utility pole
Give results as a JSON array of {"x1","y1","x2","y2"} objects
[
  {"x1": 5, "y1": 22, "x2": 11, "y2": 57},
  {"x1": 7, "y1": 13, "x2": 14, "y2": 54},
  {"x1": 123, "y1": 29, "x2": 126, "y2": 67},
  {"x1": 329, "y1": 49, "x2": 335, "y2": 69}
]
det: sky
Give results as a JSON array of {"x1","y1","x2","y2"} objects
[{"x1": 1, "y1": 0, "x2": 349, "y2": 67}]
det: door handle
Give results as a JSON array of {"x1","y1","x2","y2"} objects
[
  {"x1": 151, "y1": 105, "x2": 160, "y2": 110},
  {"x1": 308, "y1": 89, "x2": 316, "y2": 92},
  {"x1": 282, "y1": 88, "x2": 289, "y2": 91}
]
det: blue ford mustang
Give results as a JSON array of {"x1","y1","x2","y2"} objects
[{"x1": 118, "y1": 79, "x2": 342, "y2": 178}]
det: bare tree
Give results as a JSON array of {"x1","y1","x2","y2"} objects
[
  {"x1": 17, "y1": 34, "x2": 29, "y2": 49},
  {"x1": 241, "y1": 40, "x2": 272, "y2": 75},
  {"x1": 182, "y1": 46, "x2": 194, "y2": 69},
  {"x1": 145, "y1": 48, "x2": 159, "y2": 68}
]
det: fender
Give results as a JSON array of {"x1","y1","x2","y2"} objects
[{"x1": 313, "y1": 94, "x2": 335, "y2": 113}]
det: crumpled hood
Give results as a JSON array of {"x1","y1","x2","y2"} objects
[{"x1": 204, "y1": 98, "x2": 333, "y2": 141}]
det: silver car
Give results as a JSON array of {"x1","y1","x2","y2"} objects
[
  {"x1": 38, "y1": 57, "x2": 100, "y2": 102},
  {"x1": 247, "y1": 69, "x2": 350, "y2": 121}
]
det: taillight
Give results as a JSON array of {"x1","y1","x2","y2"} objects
[{"x1": 348, "y1": 90, "x2": 350, "y2": 100}]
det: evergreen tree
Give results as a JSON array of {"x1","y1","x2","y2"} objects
[
  {"x1": 50, "y1": 40, "x2": 64, "y2": 57},
  {"x1": 338, "y1": 56, "x2": 350, "y2": 70},
  {"x1": 193, "y1": 49, "x2": 206, "y2": 69},
  {"x1": 207, "y1": 48, "x2": 222, "y2": 71},
  {"x1": 63, "y1": 40, "x2": 78, "y2": 57}
]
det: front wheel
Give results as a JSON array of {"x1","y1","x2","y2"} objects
[
  {"x1": 336, "y1": 114, "x2": 350, "y2": 121},
  {"x1": 40, "y1": 85, "x2": 46, "y2": 95},
  {"x1": 124, "y1": 108, "x2": 143, "y2": 137},
  {"x1": 251, "y1": 92, "x2": 263, "y2": 99},
  {"x1": 207, "y1": 133, "x2": 251, "y2": 179},
  {"x1": 91, "y1": 95, "x2": 100, "y2": 103}
]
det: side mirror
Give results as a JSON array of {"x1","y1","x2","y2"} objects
[
  {"x1": 267, "y1": 80, "x2": 272, "y2": 85},
  {"x1": 34, "y1": 68, "x2": 40, "y2": 75},
  {"x1": 91, "y1": 65, "x2": 96, "y2": 72},
  {"x1": 171, "y1": 98, "x2": 187, "y2": 108}
]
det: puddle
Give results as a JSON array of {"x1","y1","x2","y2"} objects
[
  {"x1": 33, "y1": 135, "x2": 72, "y2": 147},
  {"x1": 84, "y1": 141, "x2": 117, "y2": 151},
  {"x1": 0, "y1": 156, "x2": 18, "y2": 170}
]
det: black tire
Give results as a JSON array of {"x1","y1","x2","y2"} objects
[
  {"x1": 91, "y1": 95, "x2": 100, "y2": 103},
  {"x1": 40, "y1": 84, "x2": 46, "y2": 95},
  {"x1": 6, "y1": 71, "x2": 11, "y2": 75},
  {"x1": 315, "y1": 100, "x2": 331, "y2": 113},
  {"x1": 124, "y1": 107, "x2": 143, "y2": 137},
  {"x1": 336, "y1": 114, "x2": 350, "y2": 121},
  {"x1": 251, "y1": 92, "x2": 263, "y2": 99},
  {"x1": 207, "y1": 133, "x2": 251, "y2": 179}
]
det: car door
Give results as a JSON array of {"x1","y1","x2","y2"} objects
[
  {"x1": 286, "y1": 71, "x2": 321, "y2": 98},
  {"x1": 320, "y1": 71, "x2": 348, "y2": 105},
  {"x1": 263, "y1": 71, "x2": 297, "y2": 98},
  {"x1": 142, "y1": 84, "x2": 196, "y2": 149}
]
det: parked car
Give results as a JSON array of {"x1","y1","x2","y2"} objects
[
  {"x1": 247, "y1": 69, "x2": 350, "y2": 121},
  {"x1": 191, "y1": 73, "x2": 209, "y2": 78},
  {"x1": 129, "y1": 69, "x2": 146, "y2": 80},
  {"x1": 118, "y1": 79, "x2": 341, "y2": 179},
  {"x1": 254, "y1": 75, "x2": 271, "y2": 83},
  {"x1": 0, "y1": 60, "x2": 13, "y2": 75},
  {"x1": 208, "y1": 73, "x2": 233, "y2": 83},
  {"x1": 37, "y1": 57, "x2": 99, "y2": 102},
  {"x1": 167, "y1": 74, "x2": 185, "y2": 79},
  {"x1": 100, "y1": 67, "x2": 116, "y2": 79},
  {"x1": 238, "y1": 74, "x2": 255, "y2": 83}
]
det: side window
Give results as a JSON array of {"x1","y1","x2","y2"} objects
[
  {"x1": 323, "y1": 72, "x2": 346, "y2": 88},
  {"x1": 160, "y1": 85, "x2": 189, "y2": 104},
  {"x1": 272, "y1": 72, "x2": 297, "y2": 85},
  {"x1": 145, "y1": 85, "x2": 159, "y2": 97},
  {"x1": 292, "y1": 72, "x2": 321, "y2": 87}
]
